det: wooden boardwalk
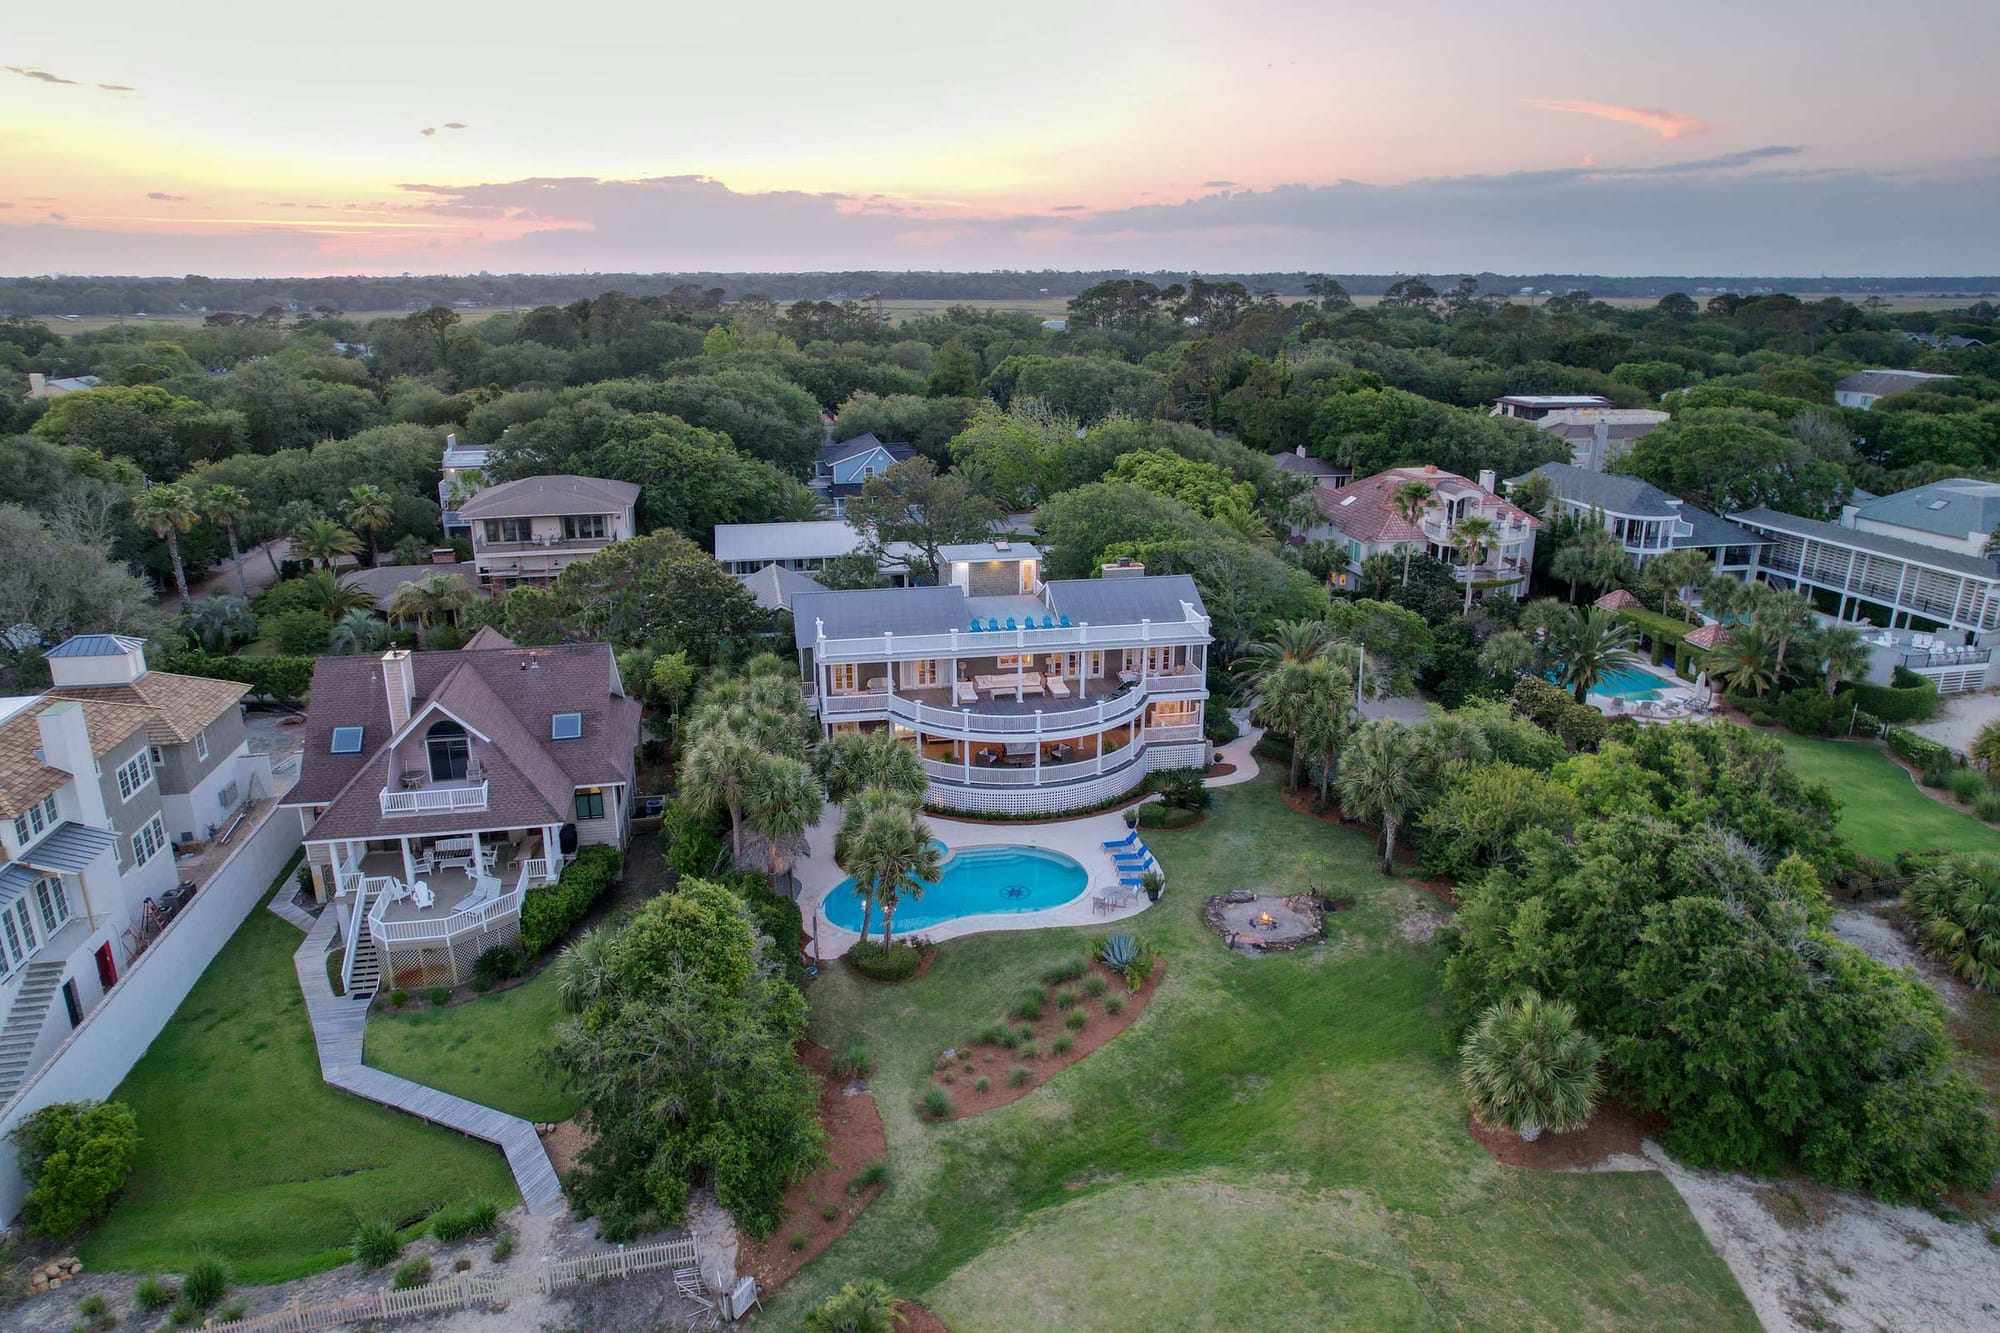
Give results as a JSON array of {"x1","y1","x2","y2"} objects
[{"x1": 270, "y1": 895, "x2": 565, "y2": 1214}]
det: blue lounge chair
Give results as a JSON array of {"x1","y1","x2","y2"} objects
[
  {"x1": 1041, "y1": 614, "x2": 1055, "y2": 628},
  {"x1": 1005, "y1": 617, "x2": 1017, "y2": 630},
  {"x1": 1057, "y1": 614, "x2": 1072, "y2": 627},
  {"x1": 987, "y1": 618, "x2": 1001, "y2": 632},
  {"x1": 1116, "y1": 854, "x2": 1156, "y2": 875},
  {"x1": 969, "y1": 619, "x2": 983, "y2": 632},
  {"x1": 1102, "y1": 829, "x2": 1139, "y2": 850},
  {"x1": 1118, "y1": 872, "x2": 1155, "y2": 888},
  {"x1": 1113, "y1": 844, "x2": 1152, "y2": 863}
]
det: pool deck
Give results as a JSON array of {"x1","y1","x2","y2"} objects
[
  {"x1": 1586, "y1": 661, "x2": 1718, "y2": 721},
  {"x1": 796, "y1": 804, "x2": 1156, "y2": 958}
]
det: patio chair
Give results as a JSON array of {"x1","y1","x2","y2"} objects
[
  {"x1": 1117, "y1": 854, "x2": 1156, "y2": 876},
  {"x1": 1113, "y1": 844, "x2": 1152, "y2": 864},
  {"x1": 451, "y1": 874, "x2": 501, "y2": 914},
  {"x1": 987, "y1": 618, "x2": 1000, "y2": 631},
  {"x1": 1041, "y1": 615, "x2": 1055, "y2": 628},
  {"x1": 1057, "y1": 614, "x2": 1071, "y2": 627},
  {"x1": 1102, "y1": 829, "x2": 1139, "y2": 850},
  {"x1": 968, "y1": 618, "x2": 983, "y2": 632},
  {"x1": 1103, "y1": 889, "x2": 1135, "y2": 907},
  {"x1": 409, "y1": 880, "x2": 434, "y2": 910},
  {"x1": 1005, "y1": 617, "x2": 1017, "y2": 630},
  {"x1": 411, "y1": 850, "x2": 436, "y2": 875}
]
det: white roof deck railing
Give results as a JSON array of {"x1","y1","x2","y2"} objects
[
  {"x1": 819, "y1": 672, "x2": 1205, "y2": 735},
  {"x1": 813, "y1": 603, "x2": 1211, "y2": 664}
]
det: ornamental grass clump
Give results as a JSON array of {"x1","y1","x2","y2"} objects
[{"x1": 1458, "y1": 991, "x2": 1603, "y2": 1142}]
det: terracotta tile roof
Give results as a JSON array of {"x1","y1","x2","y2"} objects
[
  {"x1": 1683, "y1": 623, "x2": 1730, "y2": 651},
  {"x1": 1594, "y1": 589, "x2": 1643, "y2": 611},
  {"x1": 285, "y1": 641, "x2": 641, "y2": 842},
  {"x1": 1311, "y1": 465, "x2": 1539, "y2": 543},
  {"x1": 48, "y1": 671, "x2": 249, "y2": 746},
  {"x1": 0, "y1": 697, "x2": 151, "y2": 819}
]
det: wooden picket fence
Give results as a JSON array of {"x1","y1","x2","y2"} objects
[{"x1": 199, "y1": 1235, "x2": 701, "y2": 1332}]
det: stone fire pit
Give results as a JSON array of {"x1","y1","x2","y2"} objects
[{"x1": 1205, "y1": 892, "x2": 1323, "y2": 952}]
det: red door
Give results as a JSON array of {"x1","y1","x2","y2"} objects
[{"x1": 94, "y1": 942, "x2": 117, "y2": 990}]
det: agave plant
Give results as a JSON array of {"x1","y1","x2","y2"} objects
[
  {"x1": 1098, "y1": 933, "x2": 1138, "y2": 972},
  {"x1": 1458, "y1": 990, "x2": 1603, "y2": 1141}
]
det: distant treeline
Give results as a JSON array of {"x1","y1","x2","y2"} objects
[{"x1": 4, "y1": 271, "x2": 1999, "y2": 317}]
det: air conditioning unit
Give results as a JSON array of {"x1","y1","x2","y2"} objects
[{"x1": 218, "y1": 781, "x2": 239, "y2": 810}]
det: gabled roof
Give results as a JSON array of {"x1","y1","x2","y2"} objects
[
  {"x1": 338, "y1": 564, "x2": 482, "y2": 609},
  {"x1": 1851, "y1": 477, "x2": 2000, "y2": 543},
  {"x1": 285, "y1": 641, "x2": 642, "y2": 841},
  {"x1": 736, "y1": 564, "x2": 824, "y2": 612},
  {"x1": 1273, "y1": 452, "x2": 1346, "y2": 478},
  {"x1": 818, "y1": 433, "x2": 915, "y2": 467},
  {"x1": 47, "y1": 671, "x2": 250, "y2": 746},
  {"x1": 0, "y1": 697, "x2": 151, "y2": 819},
  {"x1": 1595, "y1": 588, "x2": 1643, "y2": 611},
  {"x1": 455, "y1": 474, "x2": 640, "y2": 520},
  {"x1": 793, "y1": 585, "x2": 968, "y2": 649},
  {"x1": 461, "y1": 625, "x2": 517, "y2": 651},
  {"x1": 1313, "y1": 465, "x2": 1539, "y2": 544}
]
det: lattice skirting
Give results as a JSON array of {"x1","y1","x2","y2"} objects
[{"x1": 380, "y1": 915, "x2": 521, "y2": 990}]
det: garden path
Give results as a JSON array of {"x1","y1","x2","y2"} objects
[{"x1": 266, "y1": 893, "x2": 565, "y2": 1214}]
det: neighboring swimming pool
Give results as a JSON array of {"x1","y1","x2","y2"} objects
[
  {"x1": 1590, "y1": 664, "x2": 1671, "y2": 700},
  {"x1": 822, "y1": 843, "x2": 1089, "y2": 934}
]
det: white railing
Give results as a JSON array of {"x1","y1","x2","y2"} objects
[
  {"x1": 379, "y1": 781, "x2": 488, "y2": 816},
  {"x1": 813, "y1": 605, "x2": 1211, "y2": 664},
  {"x1": 368, "y1": 883, "x2": 525, "y2": 945},
  {"x1": 515, "y1": 857, "x2": 553, "y2": 890},
  {"x1": 924, "y1": 747, "x2": 1142, "y2": 787},
  {"x1": 339, "y1": 874, "x2": 399, "y2": 991},
  {"x1": 817, "y1": 672, "x2": 1206, "y2": 736}
]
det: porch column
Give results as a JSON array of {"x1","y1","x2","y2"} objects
[
  {"x1": 470, "y1": 830, "x2": 481, "y2": 879},
  {"x1": 883, "y1": 633, "x2": 895, "y2": 703},
  {"x1": 947, "y1": 629, "x2": 958, "y2": 704},
  {"x1": 399, "y1": 837, "x2": 415, "y2": 886},
  {"x1": 1034, "y1": 712, "x2": 1043, "y2": 780},
  {"x1": 1014, "y1": 638, "x2": 1024, "y2": 700},
  {"x1": 1079, "y1": 652, "x2": 1089, "y2": 700},
  {"x1": 546, "y1": 823, "x2": 560, "y2": 872},
  {"x1": 962, "y1": 710, "x2": 972, "y2": 782}
]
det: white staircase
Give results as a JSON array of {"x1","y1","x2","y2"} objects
[{"x1": 0, "y1": 960, "x2": 67, "y2": 1103}]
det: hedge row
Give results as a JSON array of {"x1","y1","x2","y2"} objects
[
  {"x1": 1849, "y1": 667, "x2": 1940, "y2": 723},
  {"x1": 519, "y1": 845, "x2": 622, "y2": 955},
  {"x1": 159, "y1": 649, "x2": 314, "y2": 702},
  {"x1": 1885, "y1": 726, "x2": 1954, "y2": 774}
]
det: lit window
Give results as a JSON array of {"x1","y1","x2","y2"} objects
[
  {"x1": 329, "y1": 726, "x2": 365, "y2": 755},
  {"x1": 551, "y1": 712, "x2": 583, "y2": 741}
]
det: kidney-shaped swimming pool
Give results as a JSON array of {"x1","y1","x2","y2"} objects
[{"x1": 822, "y1": 843, "x2": 1089, "y2": 934}]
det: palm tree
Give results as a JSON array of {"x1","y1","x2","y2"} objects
[
  {"x1": 1969, "y1": 719, "x2": 2000, "y2": 775},
  {"x1": 387, "y1": 574, "x2": 478, "y2": 639},
  {"x1": 328, "y1": 607, "x2": 388, "y2": 655},
  {"x1": 1476, "y1": 629, "x2": 1536, "y2": 678},
  {"x1": 1253, "y1": 658, "x2": 1321, "y2": 789},
  {"x1": 1753, "y1": 588, "x2": 1815, "y2": 679},
  {"x1": 850, "y1": 800, "x2": 941, "y2": 948},
  {"x1": 183, "y1": 595, "x2": 256, "y2": 651},
  {"x1": 1458, "y1": 991, "x2": 1603, "y2": 1141},
  {"x1": 1449, "y1": 514, "x2": 1498, "y2": 614},
  {"x1": 343, "y1": 484, "x2": 395, "y2": 566},
  {"x1": 680, "y1": 728, "x2": 765, "y2": 863},
  {"x1": 742, "y1": 753, "x2": 821, "y2": 882},
  {"x1": 1647, "y1": 548, "x2": 1713, "y2": 622},
  {"x1": 1813, "y1": 622, "x2": 1873, "y2": 698},
  {"x1": 134, "y1": 482, "x2": 201, "y2": 605},
  {"x1": 1337, "y1": 720, "x2": 1421, "y2": 874},
  {"x1": 291, "y1": 516, "x2": 362, "y2": 571},
  {"x1": 1390, "y1": 481, "x2": 1433, "y2": 586},
  {"x1": 802, "y1": 1280, "x2": 905, "y2": 1333},
  {"x1": 294, "y1": 568, "x2": 375, "y2": 620},
  {"x1": 833, "y1": 788, "x2": 914, "y2": 941},
  {"x1": 1231, "y1": 618, "x2": 1334, "y2": 706},
  {"x1": 1706, "y1": 621, "x2": 1782, "y2": 698},
  {"x1": 1549, "y1": 607, "x2": 1640, "y2": 704},
  {"x1": 816, "y1": 730, "x2": 927, "y2": 804},
  {"x1": 1356, "y1": 552, "x2": 1401, "y2": 599},
  {"x1": 1296, "y1": 658, "x2": 1356, "y2": 805},
  {"x1": 554, "y1": 926, "x2": 620, "y2": 1014},
  {"x1": 200, "y1": 483, "x2": 254, "y2": 598},
  {"x1": 1904, "y1": 853, "x2": 2000, "y2": 992}
]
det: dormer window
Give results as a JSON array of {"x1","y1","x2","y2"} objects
[{"x1": 425, "y1": 719, "x2": 470, "y2": 782}]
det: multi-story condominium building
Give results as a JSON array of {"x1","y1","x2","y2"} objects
[
  {"x1": 455, "y1": 474, "x2": 640, "y2": 591},
  {"x1": 437, "y1": 434, "x2": 491, "y2": 535},
  {"x1": 1731, "y1": 478, "x2": 2000, "y2": 694},
  {"x1": 1510, "y1": 464, "x2": 1766, "y2": 573},
  {"x1": 1833, "y1": 369, "x2": 1957, "y2": 410},
  {"x1": 794, "y1": 543, "x2": 1211, "y2": 815},
  {"x1": 1305, "y1": 465, "x2": 1541, "y2": 600},
  {"x1": 0, "y1": 642, "x2": 224, "y2": 1102},
  {"x1": 808, "y1": 433, "x2": 914, "y2": 517},
  {"x1": 282, "y1": 634, "x2": 642, "y2": 993}
]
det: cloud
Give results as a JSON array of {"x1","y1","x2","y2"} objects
[
  {"x1": 443, "y1": 122, "x2": 467, "y2": 130},
  {"x1": 98, "y1": 83, "x2": 135, "y2": 92},
  {"x1": 46, "y1": 212, "x2": 68, "y2": 221},
  {"x1": 5, "y1": 66, "x2": 78, "y2": 85},
  {"x1": 1201, "y1": 180, "x2": 1237, "y2": 188},
  {"x1": 1523, "y1": 98, "x2": 1719, "y2": 141},
  {"x1": 1417, "y1": 145, "x2": 1803, "y2": 191},
  {"x1": 146, "y1": 192, "x2": 188, "y2": 202},
  {"x1": 1050, "y1": 204, "x2": 1087, "y2": 212}
]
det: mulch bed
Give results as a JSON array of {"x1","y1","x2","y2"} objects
[
  {"x1": 1206, "y1": 761, "x2": 1238, "y2": 778},
  {"x1": 898, "y1": 1302, "x2": 952, "y2": 1332},
  {"x1": 1466, "y1": 1101, "x2": 1662, "y2": 1170},
  {"x1": 927, "y1": 960, "x2": 1163, "y2": 1119},
  {"x1": 736, "y1": 1043, "x2": 889, "y2": 1294}
]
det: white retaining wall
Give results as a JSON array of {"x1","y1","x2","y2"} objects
[{"x1": 0, "y1": 807, "x2": 303, "y2": 1220}]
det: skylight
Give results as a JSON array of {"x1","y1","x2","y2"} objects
[
  {"x1": 330, "y1": 726, "x2": 364, "y2": 754},
  {"x1": 551, "y1": 712, "x2": 583, "y2": 741},
  {"x1": 1927, "y1": 500, "x2": 1950, "y2": 510}
]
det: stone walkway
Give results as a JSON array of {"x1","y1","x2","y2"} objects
[{"x1": 267, "y1": 892, "x2": 565, "y2": 1214}]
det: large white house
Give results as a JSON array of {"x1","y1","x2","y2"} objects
[
  {"x1": 282, "y1": 633, "x2": 643, "y2": 993},
  {"x1": 793, "y1": 544, "x2": 1210, "y2": 815}
]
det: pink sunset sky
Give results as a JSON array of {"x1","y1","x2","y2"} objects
[{"x1": 5, "y1": 0, "x2": 1998, "y2": 276}]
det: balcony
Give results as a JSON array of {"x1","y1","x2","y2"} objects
[
  {"x1": 1419, "y1": 511, "x2": 1533, "y2": 548},
  {"x1": 811, "y1": 605, "x2": 1211, "y2": 664},
  {"x1": 379, "y1": 780, "x2": 488, "y2": 816},
  {"x1": 475, "y1": 535, "x2": 613, "y2": 556},
  {"x1": 816, "y1": 671, "x2": 1205, "y2": 736}
]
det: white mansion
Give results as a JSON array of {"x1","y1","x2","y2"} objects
[{"x1": 792, "y1": 543, "x2": 1211, "y2": 814}]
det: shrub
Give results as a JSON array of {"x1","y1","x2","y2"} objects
[
  {"x1": 845, "y1": 938, "x2": 926, "y2": 982},
  {"x1": 1052, "y1": 1034, "x2": 1075, "y2": 1056},
  {"x1": 1887, "y1": 726, "x2": 1955, "y2": 774},
  {"x1": 426, "y1": 986, "x2": 451, "y2": 1007},
  {"x1": 852, "y1": 1162, "x2": 889, "y2": 1192},
  {"x1": 1097, "y1": 933, "x2": 1138, "y2": 973},
  {"x1": 392, "y1": 1257, "x2": 433, "y2": 1290},
  {"x1": 789, "y1": 1233, "x2": 808, "y2": 1252},
  {"x1": 387, "y1": 988, "x2": 410, "y2": 1007},
  {"x1": 820, "y1": 1203, "x2": 838, "y2": 1222},
  {"x1": 1083, "y1": 974, "x2": 1108, "y2": 998},
  {"x1": 157, "y1": 649, "x2": 313, "y2": 703},
  {"x1": 831, "y1": 1039, "x2": 873, "y2": 1079},
  {"x1": 264, "y1": 608, "x2": 334, "y2": 655},
  {"x1": 1065, "y1": 1010, "x2": 1087, "y2": 1031},
  {"x1": 1137, "y1": 802, "x2": 1198, "y2": 830},
  {"x1": 1007, "y1": 1066, "x2": 1032, "y2": 1087},
  {"x1": 726, "y1": 871, "x2": 806, "y2": 975},
  {"x1": 974, "y1": 1076, "x2": 990, "y2": 1092},
  {"x1": 1946, "y1": 769, "x2": 1988, "y2": 804},
  {"x1": 1147, "y1": 767, "x2": 1210, "y2": 811},
  {"x1": 1105, "y1": 993, "x2": 1126, "y2": 1016},
  {"x1": 1906, "y1": 854, "x2": 2000, "y2": 990},
  {"x1": 1009, "y1": 988, "x2": 1044, "y2": 1021},
  {"x1": 1018, "y1": 1040, "x2": 1038, "y2": 1060},
  {"x1": 519, "y1": 845, "x2": 622, "y2": 955},
  {"x1": 1978, "y1": 793, "x2": 2000, "y2": 825},
  {"x1": 169, "y1": 1298, "x2": 200, "y2": 1327},
  {"x1": 1204, "y1": 698, "x2": 1240, "y2": 745},
  {"x1": 217, "y1": 1300, "x2": 248, "y2": 1322},
  {"x1": 1851, "y1": 667, "x2": 1940, "y2": 723},
  {"x1": 662, "y1": 797, "x2": 726, "y2": 878},
  {"x1": 802, "y1": 1280, "x2": 901, "y2": 1333},
  {"x1": 135, "y1": 1277, "x2": 176, "y2": 1311},
  {"x1": 1776, "y1": 687, "x2": 1844, "y2": 737},
  {"x1": 1055, "y1": 989, "x2": 1078, "y2": 1010},
  {"x1": 1040, "y1": 958, "x2": 1085, "y2": 986},
  {"x1": 7, "y1": 1099, "x2": 140, "y2": 1239},
  {"x1": 77, "y1": 1292, "x2": 111, "y2": 1321},
  {"x1": 430, "y1": 1198, "x2": 501, "y2": 1243},
  {"x1": 351, "y1": 1217, "x2": 402, "y2": 1267},
  {"x1": 181, "y1": 1255, "x2": 229, "y2": 1310},
  {"x1": 490, "y1": 1231, "x2": 516, "y2": 1263},
  {"x1": 1459, "y1": 991, "x2": 1604, "y2": 1140},
  {"x1": 471, "y1": 946, "x2": 526, "y2": 989},
  {"x1": 920, "y1": 1087, "x2": 951, "y2": 1120}
]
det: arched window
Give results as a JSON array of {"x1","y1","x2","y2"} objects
[{"x1": 426, "y1": 718, "x2": 469, "y2": 782}]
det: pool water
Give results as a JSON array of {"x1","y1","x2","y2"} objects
[
  {"x1": 823, "y1": 843, "x2": 1088, "y2": 934},
  {"x1": 1590, "y1": 664, "x2": 1669, "y2": 700}
]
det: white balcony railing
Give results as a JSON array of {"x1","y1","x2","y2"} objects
[
  {"x1": 379, "y1": 781, "x2": 489, "y2": 816},
  {"x1": 369, "y1": 884, "x2": 525, "y2": 945},
  {"x1": 816, "y1": 672, "x2": 1205, "y2": 736},
  {"x1": 811, "y1": 603, "x2": 1211, "y2": 664}
]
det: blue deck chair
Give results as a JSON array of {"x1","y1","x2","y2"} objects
[
  {"x1": 1005, "y1": 617, "x2": 1017, "y2": 630},
  {"x1": 1117, "y1": 853, "x2": 1156, "y2": 875},
  {"x1": 1041, "y1": 614, "x2": 1055, "y2": 628},
  {"x1": 987, "y1": 618, "x2": 1000, "y2": 631},
  {"x1": 1102, "y1": 829, "x2": 1139, "y2": 850},
  {"x1": 969, "y1": 619, "x2": 983, "y2": 632},
  {"x1": 1057, "y1": 614, "x2": 1072, "y2": 627},
  {"x1": 1118, "y1": 871, "x2": 1156, "y2": 888}
]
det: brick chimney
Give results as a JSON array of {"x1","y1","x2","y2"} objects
[
  {"x1": 381, "y1": 649, "x2": 415, "y2": 732},
  {"x1": 36, "y1": 701, "x2": 108, "y2": 825}
]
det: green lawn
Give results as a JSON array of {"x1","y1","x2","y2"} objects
[
  {"x1": 1772, "y1": 732, "x2": 2000, "y2": 861},
  {"x1": 367, "y1": 967, "x2": 580, "y2": 1123},
  {"x1": 82, "y1": 874, "x2": 520, "y2": 1284},
  {"x1": 759, "y1": 774, "x2": 1757, "y2": 1330}
]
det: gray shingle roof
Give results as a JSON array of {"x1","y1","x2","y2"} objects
[
  {"x1": 1834, "y1": 369, "x2": 1956, "y2": 399},
  {"x1": 1513, "y1": 463, "x2": 1760, "y2": 550},
  {"x1": 1273, "y1": 452, "x2": 1346, "y2": 478},
  {"x1": 1730, "y1": 508, "x2": 2000, "y2": 579},
  {"x1": 1851, "y1": 478, "x2": 2000, "y2": 543},
  {"x1": 792, "y1": 586, "x2": 968, "y2": 649},
  {"x1": 1044, "y1": 575, "x2": 1207, "y2": 627},
  {"x1": 736, "y1": 564, "x2": 824, "y2": 612},
  {"x1": 819, "y1": 434, "x2": 915, "y2": 467},
  {"x1": 454, "y1": 474, "x2": 640, "y2": 519}
]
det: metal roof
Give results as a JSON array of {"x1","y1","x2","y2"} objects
[
  {"x1": 939, "y1": 541, "x2": 1041, "y2": 563},
  {"x1": 1730, "y1": 508, "x2": 2000, "y2": 579},
  {"x1": 715, "y1": 521, "x2": 867, "y2": 564},
  {"x1": 20, "y1": 821, "x2": 118, "y2": 874},
  {"x1": 1850, "y1": 478, "x2": 2000, "y2": 543},
  {"x1": 793, "y1": 586, "x2": 968, "y2": 650},
  {"x1": 45, "y1": 635, "x2": 146, "y2": 659},
  {"x1": 0, "y1": 862, "x2": 38, "y2": 908},
  {"x1": 1043, "y1": 575, "x2": 1207, "y2": 627}
]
